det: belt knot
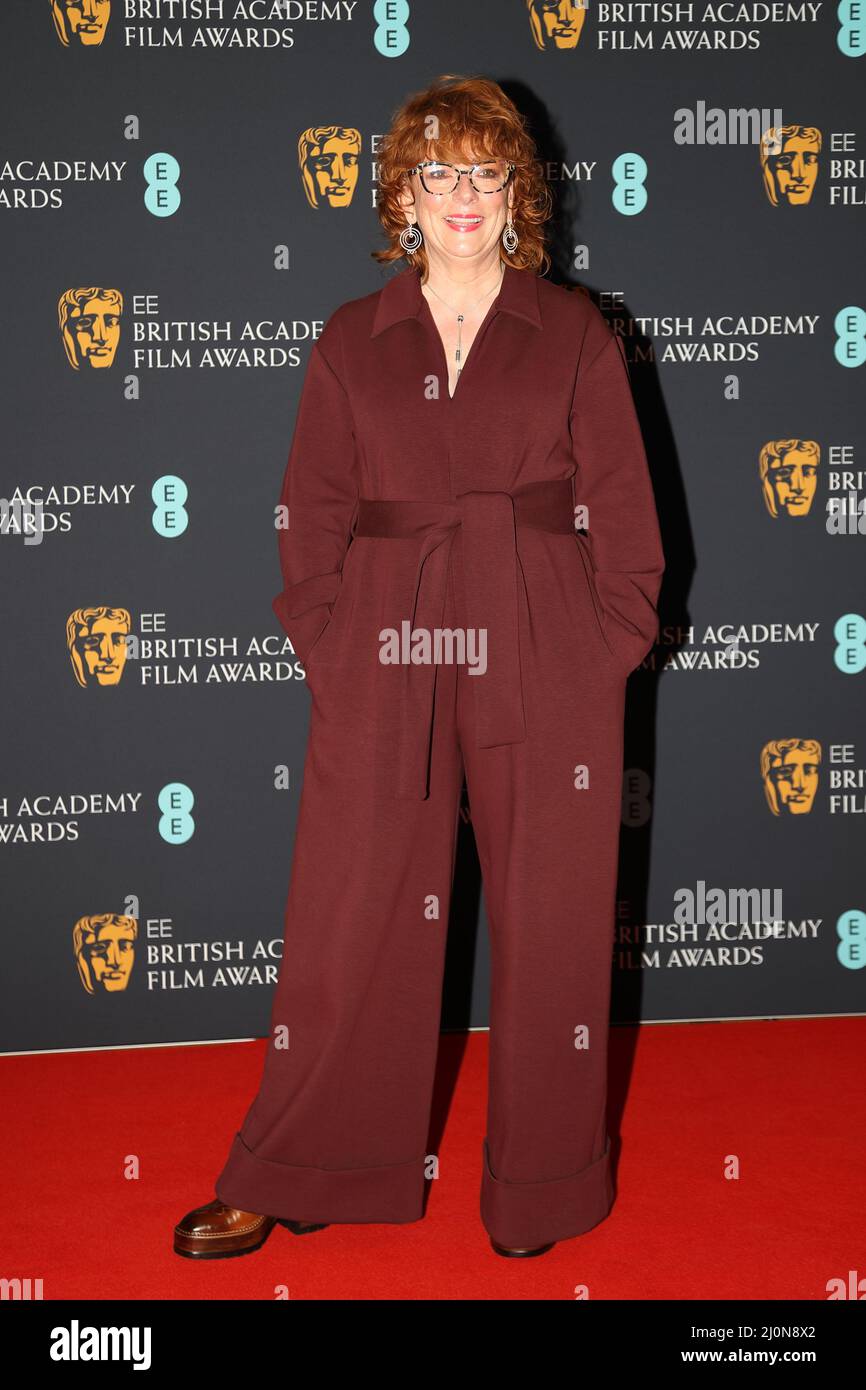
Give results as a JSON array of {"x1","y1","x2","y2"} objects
[{"x1": 355, "y1": 478, "x2": 575, "y2": 797}]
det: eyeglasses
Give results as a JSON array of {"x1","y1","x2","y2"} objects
[{"x1": 407, "y1": 160, "x2": 515, "y2": 195}]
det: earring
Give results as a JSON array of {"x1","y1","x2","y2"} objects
[
  {"x1": 502, "y1": 217, "x2": 518, "y2": 253},
  {"x1": 400, "y1": 219, "x2": 422, "y2": 252}
]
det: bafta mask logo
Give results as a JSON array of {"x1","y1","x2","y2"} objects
[
  {"x1": 760, "y1": 739, "x2": 821, "y2": 816},
  {"x1": 760, "y1": 439, "x2": 820, "y2": 519},
  {"x1": 760, "y1": 126, "x2": 821, "y2": 207},
  {"x1": 51, "y1": 0, "x2": 111, "y2": 47},
  {"x1": 74, "y1": 914, "x2": 137, "y2": 994},
  {"x1": 527, "y1": 0, "x2": 587, "y2": 49},
  {"x1": 68, "y1": 606, "x2": 131, "y2": 686},
  {"x1": 298, "y1": 126, "x2": 361, "y2": 209},
  {"x1": 58, "y1": 287, "x2": 123, "y2": 370}
]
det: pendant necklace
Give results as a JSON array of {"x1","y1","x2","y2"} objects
[{"x1": 423, "y1": 263, "x2": 505, "y2": 383}]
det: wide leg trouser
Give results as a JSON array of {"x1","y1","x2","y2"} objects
[{"x1": 215, "y1": 529, "x2": 622, "y2": 1248}]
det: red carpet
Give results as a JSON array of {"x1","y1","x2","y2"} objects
[{"x1": 1, "y1": 1018, "x2": 862, "y2": 1300}]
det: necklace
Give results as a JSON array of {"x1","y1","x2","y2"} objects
[{"x1": 423, "y1": 263, "x2": 505, "y2": 381}]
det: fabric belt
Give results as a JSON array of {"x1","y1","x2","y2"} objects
[{"x1": 354, "y1": 477, "x2": 576, "y2": 799}]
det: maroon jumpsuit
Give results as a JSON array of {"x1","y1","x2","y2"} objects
[{"x1": 214, "y1": 262, "x2": 665, "y2": 1249}]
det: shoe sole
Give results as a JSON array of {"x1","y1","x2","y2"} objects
[
  {"x1": 173, "y1": 1219, "x2": 328, "y2": 1259},
  {"x1": 173, "y1": 1231, "x2": 275, "y2": 1260},
  {"x1": 490, "y1": 1240, "x2": 556, "y2": 1258}
]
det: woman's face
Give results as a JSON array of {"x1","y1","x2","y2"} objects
[{"x1": 399, "y1": 149, "x2": 514, "y2": 267}]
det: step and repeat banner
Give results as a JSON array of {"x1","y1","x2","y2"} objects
[{"x1": 1, "y1": 3, "x2": 863, "y2": 1054}]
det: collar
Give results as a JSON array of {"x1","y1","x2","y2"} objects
[{"x1": 370, "y1": 260, "x2": 542, "y2": 338}]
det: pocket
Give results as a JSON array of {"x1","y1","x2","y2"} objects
[
  {"x1": 303, "y1": 543, "x2": 356, "y2": 669},
  {"x1": 302, "y1": 606, "x2": 336, "y2": 669},
  {"x1": 571, "y1": 532, "x2": 622, "y2": 671}
]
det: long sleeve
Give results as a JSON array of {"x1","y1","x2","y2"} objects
[
  {"x1": 272, "y1": 311, "x2": 359, "y2": 666},
  {"x1": 570, "y1": 314, "x2": 665, "y2": 674}
]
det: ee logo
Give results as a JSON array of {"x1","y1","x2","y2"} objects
[
  {"x1": 837, "y1": 910, "x2": 865, "y2": 970},
  {"x1": 373, "y1": 0, "x2": 410, "y2": 56},
  {"x1": 834, "y1": 306, "x2": 866, "y2": 368},
  {"x1": 834, "y1": 614, "x2": 866, "y2": 673},
  {"x1": 144, "y1": 152, "x2": 181, "y2": 217},
  {"x1": 612, "y1": 152, "x2": 648, "y2": 216},
  {"x1": 159, "y1": 783, "x2": 195, "y2": 844},
  {"x1": 152, "y1": 476, "x2": 189, "y2": 537}
]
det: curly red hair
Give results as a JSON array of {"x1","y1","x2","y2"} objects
[{"x1": 374, "y1": 74, "x2": 553, "y2": 279}]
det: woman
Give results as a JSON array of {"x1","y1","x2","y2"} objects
[{"x1": 174, "y1": 74, "x2": 664, "y2": 1261}]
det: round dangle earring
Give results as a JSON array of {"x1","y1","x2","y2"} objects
[
  {"x1": 502, "y1": 215, "x2": 518, "y2": 254},
  {"x1": 400, "y1": 218, "x2": 423, "y2": 253}
]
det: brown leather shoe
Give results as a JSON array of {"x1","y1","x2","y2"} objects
[
  {"x1": 490, "y1": 1237, "x2": 556, "y2": 1258},
  {"x1": 173, "y1": 1200, "x2": 328, "y2": 1259}
]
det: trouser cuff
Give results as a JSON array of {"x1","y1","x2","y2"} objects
[
  {"x1": 214, "y1": 1131, "x2": 426, "y2": 1226},
  {"x1": 480, "y1": 1135, "x2": 614, "y2": 1248}
]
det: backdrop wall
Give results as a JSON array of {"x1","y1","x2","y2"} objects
[{"x1": 2, "y1": 2, "x2": 864, "y2": 1053}]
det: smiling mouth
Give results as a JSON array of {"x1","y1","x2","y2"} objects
[{"x1": 444, "y1": 216, "x2": 483, "y2": 229}]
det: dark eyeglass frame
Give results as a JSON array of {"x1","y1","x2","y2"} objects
[{"x1": 406, "y1": 159, "x2": 516, "y2": 195}]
